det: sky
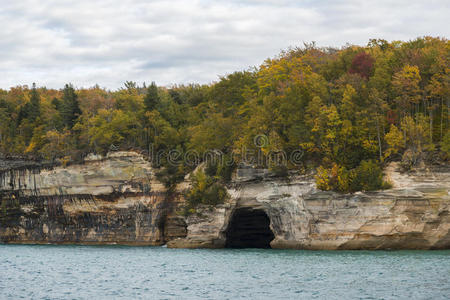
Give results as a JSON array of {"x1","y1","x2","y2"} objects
[{"x1": 0, "y1": 0, "x2": 449, "y2": 90}]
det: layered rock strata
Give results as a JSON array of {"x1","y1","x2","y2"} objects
[
  {"x1": 1, "y1": 152, "x2": 449, "y2": 250},
  {"x1": 168, "y1": 163, "x2": 450, "y2": 250},
  {"x1": 0, "y1": 152, "x2": 185, "y2": 245}
]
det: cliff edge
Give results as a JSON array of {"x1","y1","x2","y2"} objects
[{"x1": 1, "y1": 152, "x2": 449, "y2": 249}]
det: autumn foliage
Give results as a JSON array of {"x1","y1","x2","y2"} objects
[
  {"x1": 348, "y1": 52, "x2": 375, "y2": 79},
  {"x1": 0, "y1": 37, "x2": 448, "y2": 194}
]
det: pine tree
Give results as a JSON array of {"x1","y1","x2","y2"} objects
[
  {"x1": 60, "y1": 84, "x2": 82, "y2": 129},
  {"x1": 144, "y1": 82, "x2": 160, "y2": 111},
  {"x1": 28, "y1": 83, "x2": 40, "y2": 122}
]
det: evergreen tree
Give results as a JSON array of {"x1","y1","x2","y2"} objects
[
  {"x1": 28, "y1": 83, "x2": 40, "y2": 122},
  {"x1": 16, "y1": 83, "x2": 40, "y2": 124},
  {"x1": 144, "y1": 81, "x2": 160, "y2": 111},
  {"x1": 51, "y1": 97, "x2": 61, "y2": 110},
  {"x1": 60, "y1": 84, "x2": 82, "y2": 129}
]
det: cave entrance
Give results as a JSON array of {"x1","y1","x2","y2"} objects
[{"x1": 225, "y1": 208, "x2": 275, "y2": 248}]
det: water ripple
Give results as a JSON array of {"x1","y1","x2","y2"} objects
[{"x1": 0, "y1": 245, "x2": 449, "y2": 299}]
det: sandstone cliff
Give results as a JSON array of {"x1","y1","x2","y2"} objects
[
  {"x1": 168, "y1": 163, "x2": 450, "y2": 250},
  {"x1": 0, "y1": 152, "x2": 186, "y2": 245},
  {"x1": 1, "y1": 152, "x2": 449, "y2": 249}
]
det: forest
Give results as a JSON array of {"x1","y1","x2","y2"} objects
[{"x1": 0, "y1": 37, "x2": 448, "y2": 196}]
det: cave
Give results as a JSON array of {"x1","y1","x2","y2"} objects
[{"x1": 225, "y1": 208, "x2": 275, "y2": 248}]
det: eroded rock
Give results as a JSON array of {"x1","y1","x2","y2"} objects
[
  {"x1": 168, "y1": 164, "x2": 450, "y2": 250},
  {"x1": 0, "y1": 152, "x2": 178, "y2": 245},
  {"x1": 1, "y1": 155, "x2": 449, "y2": 250}
]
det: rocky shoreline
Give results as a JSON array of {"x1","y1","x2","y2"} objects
[{"x1": 1, "y1": 152, "x2": 449, "y2": 249}]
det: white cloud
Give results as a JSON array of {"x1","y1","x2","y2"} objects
[{"x1": 0, "y1": 0, "x2": 448, "y2": 89}]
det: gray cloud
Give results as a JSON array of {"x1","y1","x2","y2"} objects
[{"x1": 0, "y1": 0, "x2": 448, "y2": 89}]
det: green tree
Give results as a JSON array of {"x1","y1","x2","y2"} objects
[
  {"x1": 39, "y1": 130, "x2": 72, "y2": 160},
  {"x1": 28, "y1": 83, "x2": 41, "y2": 122},
  {"x1": 392, "y1": 65, "x2": 422, "y2": 116},
  {"x1": 384, "y1": 124, "x2": 405, "y2": 159},
  {"x1": 76, "y1": 109, "x2": 139, "y2": 154},
  {"x1": 185, "y1": 169, "x2": 229, "y2": 212},
  {"x1": 60, "y1": 84, "x2": 82, "y2": 129},
  {"x1": 144, "y1": 82, "x2": 160, "y2": 111}
]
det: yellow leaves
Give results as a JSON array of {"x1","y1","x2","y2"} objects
[
  {"x1": 316, "y1": 161, "x2": 386, "y2": 193},
  {"x1": 341, "y1": 119, "x2": 353, "y2": 137},
  {"x1": 323, "y1": 105, "x2": 342, "y2": 144},
  {"x1": 384, "y1": 124, "x2": 404, "y2": 159},
  {"x1": 60, "y1": 156, "x2": 71, "y2": 167},
  {"x1": 39, "y1": 130, "x2": 72, "y2": 160},
  {"x1": 426, "y1": 73, "x2": 445, "y2": 99},
  {"x1": 340, "y1": 84, "x2": 357, "y2": 120},
  {"x1": 262, "y1": 130, "x2": 284, "y2": 154},
  {"x1": 398, "y1": 65, "x2": 421, "y2": 81},
  {"x1": 311, "y1": 123, "x2": 320, "y2": 133},
  {"x1": 299, "y1": 142, "x2": 316, "y2": 153},
  {"x1": 393, "y1": 64, "x2": 422, "y2": 113},
  {"x1": 305, "y1": 96, "x2": 324, "y2": 127},
  {"x1": 82, "y1": 108, "x2": 139, "y2": 153},
  {"x1": 342, "y1": 84, "x2": 357, "y2": 101},
  {"x1": 401, "y1": 114, "x2": 434, "y2": 151},
  {"x1": 257, "y1": 55, "x2": 316, "y2": 95},
  {"x1": 315, "y1": 163, "x2": 350, "y2": 192},
  {"x1": 195, "y1": 171, "x2": 208, "y2": 192},
  {"x1": 24, "y1": 141, "x2": 36, "y2": 153},
  {"x1": 384, "y1": 114, "x2": 434, "y2": 160},
  {"x1": 325, "y1": 131, "x2": 336, "y2": 140},
  {"x1": 305, "y1": 72, "x2": 329, "y2": 99},
  {"x1": 362, "y1": 139, "x2": 377, "y2": 153},
  {"x1": 315, "y1": 166, "x2": 331, "y2": 191},
  {"x1": 186, "y1": 169, "x2": 228, "y2": 209},
  {"x1": 24, "y1": 125, "x2": 46, "y2": 154},
  {"x1": 325, "y1": 105, "x2": 342, "y2": 127}
]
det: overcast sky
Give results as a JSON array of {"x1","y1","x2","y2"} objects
[{"x1": 1, "y1": 0, "x2": 448, "y2": 90}]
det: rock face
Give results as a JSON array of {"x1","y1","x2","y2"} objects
[
  {"x1": 0, "y1": 152, "x2": 185, "y2": 245},
  {"x1": 167, "y1": 163, "x2": 450, "y2": 250},
  {"x1": 1, "y1": 152, "x2": 449, "y2": 250}
]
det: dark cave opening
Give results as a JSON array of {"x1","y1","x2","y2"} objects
[{"x1": 225, "y1": 208, "x2": 275, "y2": 248}]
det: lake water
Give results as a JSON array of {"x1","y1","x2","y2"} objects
[{"x1": 1, "y1": 245, "x2": 449, "y2": 299}]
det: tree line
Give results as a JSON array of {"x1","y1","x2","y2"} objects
[{"x1": 0, "y1": 36, "x2": 448, "y2": 193}]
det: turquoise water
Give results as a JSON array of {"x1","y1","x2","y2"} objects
[{"x1": 0, "y1": 245, "x2": 449, "y2": 299}]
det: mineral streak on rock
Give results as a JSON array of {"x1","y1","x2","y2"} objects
[
  {"x1": 168, "y1": 162, "x2": 450, "y2": 250},
  {"x1": 0, "y1": 151, "x2": 186, "y2": 245},
  {"x1": 1, "y1": 151, "x2": 449, "y2": 250}
]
